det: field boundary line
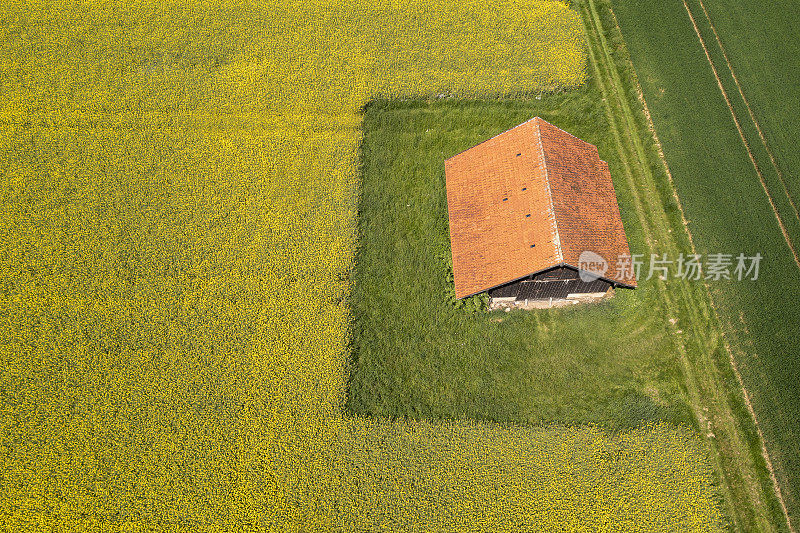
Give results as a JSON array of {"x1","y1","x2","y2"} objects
[
  {"x1": 720, "y1": 332, "x2": 797, "y2": 533},
  {"x1": 695, "y1": 0, "x2": 800, "y2": 227},
  {"x1": 681, "y1": 0, "x2": 800, "y2": 273},
  {"x1": 628, "y1": 20, "x2": 795, "y2": 524},
  {"x1": 587, "y1": 1, "x2": 796, "y2": 529}
]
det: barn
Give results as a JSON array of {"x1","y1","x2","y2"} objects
[{"x1": 444, "y1": 117, "x2": 637, "y2": 308}]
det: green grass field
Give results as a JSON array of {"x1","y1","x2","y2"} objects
[
  {"x1": 347, "y1": 94, "x2": 695, "y2": 432},
  {"x1": 611, "y1": 0, "x2": 800, "y2": 527}
]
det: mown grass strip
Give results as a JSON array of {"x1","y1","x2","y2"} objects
[
  {"x1": 347, "y1": 96, "x2": 695, "y2": 431},
  {"x1": 345, "y1": 94, "x2": 725, "y2": 531},
  {"x1": 610, "y1": 0, "x2": 800, "y2": 527},
  {"x1": 580, "y1": 4, "x2": 748, "y2": 527}
]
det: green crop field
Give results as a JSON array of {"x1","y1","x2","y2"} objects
[
  {"x1": 696, "y1": 0, "x2": 800, "y2": 206},
  {"x1": 611, "y1": 0, "x2": 800, "y2": 527}
]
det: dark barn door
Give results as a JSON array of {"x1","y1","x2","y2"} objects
[{"x1": 488, "y1": 267, "x2": 611, "y2": 301}]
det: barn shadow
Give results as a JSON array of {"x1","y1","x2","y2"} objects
[{"x1": 608, "y1": 388, "x2": 697, "y2": 433}]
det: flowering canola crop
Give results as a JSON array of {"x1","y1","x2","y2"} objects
[{"x1": 0, "y1": 0, "x2": 723, "y2": 529}]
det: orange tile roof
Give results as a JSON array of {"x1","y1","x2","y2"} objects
[{"x1": 445, "y1": 117, "x2": 636, "y2": 299}]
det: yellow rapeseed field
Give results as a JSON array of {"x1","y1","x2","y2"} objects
[{"x1": 0, "y1": 0, "x2": 724, "y2": 529}]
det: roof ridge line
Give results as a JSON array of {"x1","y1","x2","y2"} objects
[{"x1": 535, "y1": 119, "x2": 563, "y2": 262}]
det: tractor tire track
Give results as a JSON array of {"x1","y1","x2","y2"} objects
[
  {"x1": 695, "y1": 0, "x2": 800, "y2": 227},
  {"x1": 682, "y1": 0, "x2": 800, "y2": 272},
  {"x1": 687, "y1": 2, "x2": 798, "y2": 528}
]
